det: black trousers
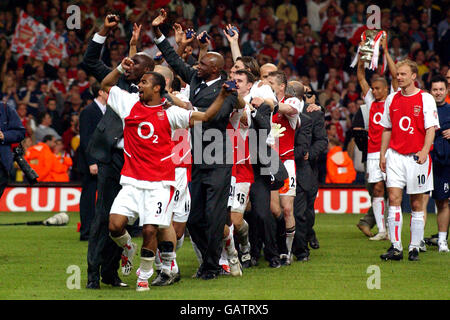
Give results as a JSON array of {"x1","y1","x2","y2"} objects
[
  {"x1": 187, "y1": 166, "x2": 231, "y2": 275},
  {"x1": 292, "y1": 184, "x2": 317, "y2": 258},
  {"x1": 248, "y1": 173, "x2": 279, "y2": 261},
  {"x1": 0, "y1": 163, "x2": 9, "y2": 199},
  {"x1": 86, "y1": 149, "x2": 124, "y2": 282},
  {"x1": 79, "y1": 172, "x2": 97, "y2": 240}
]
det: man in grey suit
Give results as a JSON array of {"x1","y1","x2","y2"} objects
[
  {"x1": 152, "y1": 9, "x2": 239, "y2": 280},
  {"x1": 289, "y1": 82, "x2": 328, "y2": 261}
]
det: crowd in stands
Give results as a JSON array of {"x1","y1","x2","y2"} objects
[{"x1": 0, "y1": 0, "x2": 449, "y2": 184}]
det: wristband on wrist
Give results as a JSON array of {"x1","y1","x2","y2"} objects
[{"x1": 117, "y1": 64, "x2": 125, "y2": 74}]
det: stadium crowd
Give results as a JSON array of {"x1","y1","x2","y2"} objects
[
  {"x1": 0, "y1": 0, "x2": 449, "y2": 290},
  {"x1": 0, "y1": 0, "x2": 448, "y2": 183}
]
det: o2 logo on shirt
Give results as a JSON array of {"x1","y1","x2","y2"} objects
[
  {"x1": 137, "y1": 121, "x2": 158, "y2": 143},
  {"x1": 399, "y1": 116, "x2": 414, "y2": 134},
  {"x1": 372, "y1": 112, "x2": 383, "y2": 125}
]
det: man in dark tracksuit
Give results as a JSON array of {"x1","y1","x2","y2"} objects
[
  {"x1": 0, "y1": 102, "x2": 25, "y2": 198},
  {"x1": 153, "y1": 10, "x2": 239, "y2": 280},
  {"x1": 81, "y1": 15, "x2": 155, "y2": 289}
]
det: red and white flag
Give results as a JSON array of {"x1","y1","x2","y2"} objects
[{"x1": 11, "y1": 11, "x2": 67, "y2": 67}]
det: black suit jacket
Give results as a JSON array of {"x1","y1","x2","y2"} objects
[
  {"x1": 297, "y1": 107, "x2": 328, "y2": 191},
  {"x1": 157, "y1": 37, "x2": 237, "y2": 169},
  {"x1": 78, "y1": 101, "x2": 103, "y2": 174},
  {"x1": 80, "y1": 37, "x2": 139, "y2": 164},
  {"x1": 294, "y1": 113, "x2": 313, "y2": 191},
  {"x1": 250, "y1": 103, "x2": 288, "y2": 189}
]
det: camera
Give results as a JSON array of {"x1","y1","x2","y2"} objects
[
  {"x1": 225, "y1": 80, "x2": 237, "y2": 91},
  {"x1": 199, "y1": 32, "x2": 211, "y2": 44},
  {"x1": 13, "y1": 146, "x2": 38, "y2": 185},
  {"x1": 186, "y1": 29, "x2": 195, "y2": 39},
  {"x1": 227, "y1": 26, "x2": 239, "y2": 37}
]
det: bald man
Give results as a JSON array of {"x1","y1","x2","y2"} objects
[{"x1": 153, "y1": 10, "x2": 239, "y2": 280}]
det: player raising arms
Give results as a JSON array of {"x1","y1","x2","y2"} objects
[
  {"x1": 102, "y1": 57, "x2": 235, "y2": 291},
  {"x1": 379, "y1": 59, "x2": 440, "y2": 261},
  {"x1": 356, "y1": 36, "x2": 398, "y2": 241}
]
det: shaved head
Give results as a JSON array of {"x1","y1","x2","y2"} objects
[
  {"x1": 286, "y1": 81, "x2": 304, "y2": 100},
  {"x1": 154, "y1": 65, "x2": 174, "y2": 89},
  {"x1": 260, "y1": 63, "x2": 278, "y2": 82},
  {"x1": 197, "y1": 52, "x2": 225, "y2": 81}
]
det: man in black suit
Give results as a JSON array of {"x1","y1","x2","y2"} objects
[
  {"x1": 78, "y1": 83, "x2": 105, "y2": 241},
  {"x1": 289, "y1": 82, "x2": 328, "y2": 261},
  {"x1": 152, "y1": 9, "x2": 239, "y2": 280},
  {"x1": 80, "y1": 15, "x2": 155, "y2": 289}
]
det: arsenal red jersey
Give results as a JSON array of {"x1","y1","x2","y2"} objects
[
  {"x1": 272, "y1": 97, "x2": 302, "y2": 161},
  {"x1": 107, "y1": 86, "x2": 192, "y2": 188},
  {"x1": 363, "y1": 90, "x2": 386, "y2": 155},
  {"x1": 380, "y1": 89, "x2": 439, "y2": 155}
]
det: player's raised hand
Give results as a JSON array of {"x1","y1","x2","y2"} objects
[
  {"x1": 104, "y1": 14, "x2": 119, "y2": 29},
  {"x1": 223, "y1": 24, "x2": 239, "y2": 43},
  {"x1": 130, "y1": 23, "x2": 142, "y2": 47},
  {"x1": 120, "y1": 57, "x2": 134, "y2": 73},
  {"x1": 173, "y1": 23, "x2": 184, "y2": 45},
  {"x1": 152, "y1": 9, "x2": 167, "y2": 27}
]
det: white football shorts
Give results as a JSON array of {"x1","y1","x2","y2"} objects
[
  {"x1": 172, "y1": 167, "x2": 191, "y2": 223},
  {"x1": 366, "y1": 157, "x2": 386, "y2": 184},
  {"x1": 385, "y1": 148, "x2": 434, "y2": 194},
  {"x1": 110, "y1": 183, "x2": 175, "y2": 228},
  {"x1": 279, "y1": 159, "x2": 296, "y2": 196}
]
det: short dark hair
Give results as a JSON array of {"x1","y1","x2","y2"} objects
[
  {"x1": 42, "y1": 134, "x2": 54, "y2": 143},
  {"x1": 37, "y1": 111, "x2": 50, "y2": 125},
  {"x1": 145, "y1": 71, "x2": 166, "y2": 95},
  {"x1": 235, "y1": 69, "x2": 256, "y2": 84},
  {"x1": 430, "y1": 74, "x2": 448, "y2": 88},
  {"x1": 91, "y1": 82, "x2": 102, "y2": 98},
  {"x1": 268, "y1": 70, "x2": 287, "y2": 87},
  {"x1": 236, "y1": 56, "x2": 260, "y2": 79}
]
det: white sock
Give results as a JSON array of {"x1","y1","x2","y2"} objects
[
  {"x1": 410, "y1": 211, "x2": 424, "y2": 250},
  {"x1": 110, "y1": 230, "x2": 133, "y2": 249},
  {"x1": 219, "y1": 247, "x2": 229, "y2": 266},
  {"x1": 154, "y1": 249, "x2": 162, "y2": 271},
  {"x1": 137, "y1": 256, "x2": 154, "y2": 282},
  {"x1": 286, "y1": 226, "x2": 295, "y2": 255},
  {"x1": 171, "y1": 258, "x2": 179, "y2": 274},
  {"x1": 438, "y1": 232, "x2": 447, "y2": 243},
  {"x1": 373, "y1": 197, "x2": 386, "y2": 233},
  {"x1": 388, "y1": 206, "x2": 403, "y2": 250},
  {"x1": 223, "y1": 225, "x2": 237, "y2": 257},
  {"x1": 161, "y1": 251, "x2": 176, "y2": 274},
  {"x1": 176, "y1": 234, "x2": 185, "y2": 251}
]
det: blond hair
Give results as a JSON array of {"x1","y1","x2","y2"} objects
[{"x1": 396, "y1": 59, "x2": 418, "y2": 76}]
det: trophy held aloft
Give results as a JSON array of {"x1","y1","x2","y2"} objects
[{"x1": 351, "y1": 29, "x2": 387, "y2": 73}]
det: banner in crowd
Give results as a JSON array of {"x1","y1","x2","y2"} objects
[
  {"x1": 11, "y1": 11, "x2": 67, "y2": 67},
  {"x1": 0, "y1": 186, "x2": 373, "y2": 214}
]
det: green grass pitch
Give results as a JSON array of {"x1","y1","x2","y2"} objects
[{"x1": 0, "y1": 212, "x2": 448, "y2": 300}]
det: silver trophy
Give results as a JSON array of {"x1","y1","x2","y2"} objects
[{"x1": 359, "y1": 29, "x2": 386, "y2": 69}]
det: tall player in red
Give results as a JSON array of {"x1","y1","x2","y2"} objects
[
  {"x1": 102, "y1": 58, "x2": 233, "y2": 291},
  {"x1": 356, "y1": 36, "x2": 398, "y2": 241},
  {"x1": 379, "y1": 59, "x2": 440, "y2": 261}
]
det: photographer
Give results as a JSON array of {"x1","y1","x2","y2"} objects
[{"x1": 0, "y1": 101, "x2": 26, "y2": 197}]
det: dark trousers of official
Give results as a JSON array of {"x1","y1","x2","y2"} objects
[
  {"x1": 79, "y1": 172, "x2": 97, "y2": 240},
  {"x1": 248, "y1": 174, "x2": 279, "y2": 261},
  {"x1": 187, "y1": 166, "x2": 231, "y2": 275},
  {"x1": 0, "y1": 164, "x2": 8, "y2": 199},
  {"x1": 292, "y1": 184, "x2": 318, "y2": 258},
  {"x1": 87, "y1": 149, "x2": 123, "y2": 282}
]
